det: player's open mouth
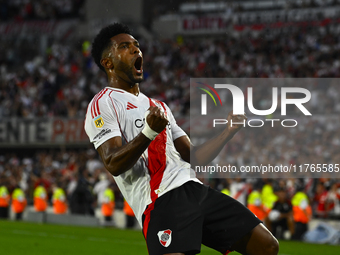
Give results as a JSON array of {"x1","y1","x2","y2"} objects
[{"x1": 134, "y1": 56, "x2": 143, "y2": 74}]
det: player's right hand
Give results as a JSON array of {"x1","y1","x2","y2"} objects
[
  {"x1": 146, "y1": 106, "x2": 169, "y2": 133},
  {"x1": 226, "y1": 111, "x2": 247, "y2": 135}
]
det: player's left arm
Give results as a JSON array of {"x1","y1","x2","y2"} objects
[{"x1": 174, "y1": 111, "x2": 246, "y2": 167}]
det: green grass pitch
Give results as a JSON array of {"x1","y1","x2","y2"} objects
[{"x1": 0, "y1": 220, "x2": 339, "y2": 255}]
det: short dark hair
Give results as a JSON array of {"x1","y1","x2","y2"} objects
[{"x1": 91, "y1": 23, "x2": 131, "y2": 72}]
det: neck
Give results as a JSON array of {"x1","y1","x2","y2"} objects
[{"x1": 107, "y1": 73, "x2": 140, "y2": 96}]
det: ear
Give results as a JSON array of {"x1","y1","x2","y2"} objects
[{"x1": 100, "y1": 58, "x2": 114, "y2": 70}]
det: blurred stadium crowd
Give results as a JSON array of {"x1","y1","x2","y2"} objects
[
  {"x1": 0, "y1": 0, "x2": 340, "y2": 237},
  {"x1": 1, "y1": 148, "x2": 339, "y2": 218},
  {"x1": 151, "y1": 0, "x2": 340, "y2": 20},
  {"x1": 3, "y1": 24, "x2": 340, "y2": 118},
  {"x1": 0, "y1": 0, "x2": 85, "y2": 21}
]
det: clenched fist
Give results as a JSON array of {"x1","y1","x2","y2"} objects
[
  {"x1": 226, "y1": 111, "x2": 247, "y2": 135},
  {"x1": 146, "y1": 106, "x2": 169, "y2": 133}
]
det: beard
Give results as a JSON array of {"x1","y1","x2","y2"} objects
[{"x1": 116, "y1": 60, "x2": 144, "y2": 84}]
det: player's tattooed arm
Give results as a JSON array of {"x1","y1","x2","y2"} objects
[
  {"x1": 174, "y1": 112, "x2": 246, "y2": 167},
  {"x1": 97, "y1": 106, "x2": 168, "y2": 176}
]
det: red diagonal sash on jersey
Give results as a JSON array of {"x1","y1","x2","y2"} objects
[
  {"x1": 143, "y1": 98, "x2": 167, "y2": 239},
  {"x1": 107, "y1": 92, "x2": 168, "y2": 239}
]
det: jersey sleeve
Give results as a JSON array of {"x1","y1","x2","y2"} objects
[
  {"x1": 84, "y1": 96, "x2": 122, "y2": 149},
  {"x1": 163, "y1": 103, "x2": 187, "y2": 141}
]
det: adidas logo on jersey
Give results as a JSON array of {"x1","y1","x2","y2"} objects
[{"x1": 127, "y1": 102, "x2": 137, "y2": 110}]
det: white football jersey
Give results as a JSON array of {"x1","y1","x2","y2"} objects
[{"x1": 84, "y1": 87, "x2": 200, "y2": 226}]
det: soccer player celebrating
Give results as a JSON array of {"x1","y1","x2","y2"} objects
[{"x1": 85, "y1": 23, "x2": 279, "y2": 255}]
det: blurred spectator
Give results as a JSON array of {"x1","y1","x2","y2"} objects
[
  {"x1": 124, "y1": 199, "x2": 135, "y2": 229},
  {"x1": 291, "y1": 188, "x2": 313, "y2": 240},
  {"x1": 268, "y1": 187, "x2": 294, "y2": 240},
  {"x1": 230, "y1": 178, "x2": 248, "y2": 205},
  {"x1": 0, "y1": 184, "x2": 10, "y2": 219},
  {"x1": 52, "y1": 183, "x2": 68, "y2": 214},
  {"x1": 325, "y1": 182, "x2": 340, "y2": 218},
  {"x1": 11, "y1": 185, "x2": 27, "y2": 220},
  {"x1": 262, "y1": 179, "x2": 278, "y2": 212},
  {"x1": 221, "y1": 181, "x2": 230, "y2": 196},
  {"x1": 33, "y1": 184, "x2": 48, "y2": 212},
  {"x1": 93, "y1": 172, "x2": 110, "y2": 208},
  {"x1": 101, "y1": 184, "x2": 115, "y2": 225},
  {"x1": 247, "y1": 181, "x2": 267, "y2": 221},
  {"x1": 70, "y1": 168, "x2": 94, "y2": 215},
  {"x1": 313, "y1": 182, "x2": 329, "y2": 218},
  {"x1": 86, "y1": 149, "x2": 103, "y2": 176}
]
